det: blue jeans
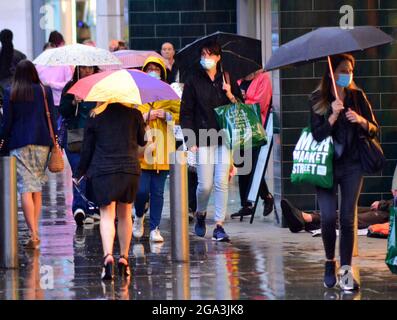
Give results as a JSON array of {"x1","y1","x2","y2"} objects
[
  {"x1": 196, "y1": 145, "x2": 231, "y2": 223},
  {"x1": 65, "y1": 148, "x2": 89, "y2": 213},
  {"x1": 135, "y1": 170, "x2": 169, "y2": 231}
]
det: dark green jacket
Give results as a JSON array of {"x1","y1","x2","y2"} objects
[{"x1": 59, "y1": 80, "x2": 97, "y2": 130}]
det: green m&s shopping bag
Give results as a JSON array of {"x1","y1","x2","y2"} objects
[
  {"x1": 385, "y1": 198, "x2": 397, "y2": 274},
  {"x1": 214, "y1": 102, "x2": 267, "y2": 150},
  {"x1": 290, "y1": 127, "x2": 334, "y2": 189}
]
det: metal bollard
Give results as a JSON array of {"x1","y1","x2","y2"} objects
[
  {"x1": 0, "y1": 157, "x2": 19, "y2": 269},
  {"x1": 170, "y1": 151, "x2": 190, "y2": 263},
  {"x1": 172, "y1": 263, "x2": 191, "y2": 300}
]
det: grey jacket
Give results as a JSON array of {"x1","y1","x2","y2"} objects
[{"x1": 393, "y1": 165, "x2": 397, "y2": 191}]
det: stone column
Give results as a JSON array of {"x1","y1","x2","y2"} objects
[{"x1": 96, "y1": 0, "x2": 126, "y2": 50}]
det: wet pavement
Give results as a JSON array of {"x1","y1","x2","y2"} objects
[{"x1": 0, "y1": 163, "x2": 396, "y2": 300}]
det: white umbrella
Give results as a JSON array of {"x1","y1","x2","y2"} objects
[{"x1": 33, "y1": 44, "x2": 122, "y2": 66}]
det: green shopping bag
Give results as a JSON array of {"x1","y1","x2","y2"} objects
[
  {"x1": 291, "y1": 127, "x2": 334, "y2": 189},
  {"x1": 385, "y1": 198, "x2": 397, "y2": 274},
  {"x1": 214, "y1": 102, "x2": 267, "y2": 150}
]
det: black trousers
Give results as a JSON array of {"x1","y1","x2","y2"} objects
[
  {"x1": 237, "y1": 147, "x2": 270, "y2": 208},
  {"x1": 316, "y1": 162, "x2": 363, "y2": 266},
  {"x1": 188, "y1": 169, "x2": 198, "y2": 212}
]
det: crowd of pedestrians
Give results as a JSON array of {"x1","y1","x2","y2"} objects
[{"x1": 0, "y1": 28, "x2": 395, "y2": 293}]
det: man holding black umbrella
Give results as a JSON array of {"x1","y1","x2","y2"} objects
[{"x1": 180, "y1": 40, "x2": 243, "y2": 242}]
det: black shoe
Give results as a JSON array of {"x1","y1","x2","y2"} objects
[
  {"x1": 263, "y1": 194, "x2": 274, "y2": 217},
  {"x1": 118, "y1": 255, "x2": 130, "y2": 278},
  {"x1": 324, "y1": 260, "x2": 337, "y2": 289},
  {"x1": 195, "y1": 212, "x2": 207, "y2": 237},
  {"x1": 101, "y1": 254, "x2": 114, "y2": 281},
  {"x1": 231, "y1": 207, "x2": 253, "y2": 219},
  {"x1": 280, "y1": 199, "x2": 305, "y2": 233}
]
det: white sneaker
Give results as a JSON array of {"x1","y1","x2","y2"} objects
[
  {"x1": 133, "y1": 215, "x2": 144, "y2": 238},
  {"x1": 149, "y1": 228, "x2": 164, "y2": 243},
  {"x1": 90, "y1": 213, "x2": 101, "y2": 222},
  {"x1": 338, "y1": 265, "x2": 360, "y2": 292},
  {"x1": 84, "y1": 216, "x2": 95, "y2": 224}
]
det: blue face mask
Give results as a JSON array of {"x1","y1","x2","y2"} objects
[
  {"x1": 200, "y1": 58, "x2": 216, "y2": 70},
  {"x1": 336, "y1": 73, "x2": 353, "y2": 88},
  {"x1": 147, "y1": 71, "x2": 161, "y2": 80}
]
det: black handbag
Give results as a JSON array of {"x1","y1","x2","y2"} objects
[
  {"x1": 358, "y1": 133, "x2": 386, "y2": 174},
  {"x1": 353, "y1": 92, "x2": 386, "y2": 174}
]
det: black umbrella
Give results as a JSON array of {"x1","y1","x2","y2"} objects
[
  {"x1": 176, "y1": 31, "x2": 262, "y2": 82},
  {"x1": 265, "y1": 26, "x2": 394, "y2": 99}
]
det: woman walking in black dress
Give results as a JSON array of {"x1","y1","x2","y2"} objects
[{"x1": 74, "y1": 103, "x2": 146, "y2": 280}]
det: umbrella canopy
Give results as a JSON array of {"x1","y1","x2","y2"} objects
[
  {"x1": 67, "y1": 69, "x2": 179, "y2": 113},
  {"x1": 33, "y1": 44, "x2": 122, "y2": 66},
  {"x1": 113, "y1": 50, "x2": 167, "y2": 69},
  {"x1": 176, "y1": 31, "x2": 262, "y2": 82},
  {"x1": 265, "y1": 26, "x2": 394, "y2": 71}
]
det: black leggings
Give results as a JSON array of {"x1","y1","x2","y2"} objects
[{"x1": 316, "y1": 162, "x2": 363, "y2": 266}]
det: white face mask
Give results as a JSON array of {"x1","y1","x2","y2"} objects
[
  {"x1": 147, "y1": 71, "x2": 161, "y2": 80},
  {"x1": 200, "y1": 58, "x2": 217, "y2": 70}
]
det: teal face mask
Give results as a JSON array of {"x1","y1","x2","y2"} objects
[
  {"x1": 200, "y1": 58, "x2": 216, "y2": 70},
  {"x1": 147, "y1": 71, "x2": 161, "y2": 80},
  {"x1": 336, "y1": 73, "x2": 353, "y2": 87}
]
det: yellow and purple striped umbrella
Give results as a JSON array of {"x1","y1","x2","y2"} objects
[{"x1": 68, "y1": 69, "x2": 179, "y2": 107}]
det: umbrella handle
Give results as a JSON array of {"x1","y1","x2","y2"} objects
[{"x1": 327, "y1": 56, "x2": 339, "y2": 101}]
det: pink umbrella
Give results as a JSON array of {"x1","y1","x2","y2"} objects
[{"x1": 101, "y1": 50, "x2": 168, "y2": 70}]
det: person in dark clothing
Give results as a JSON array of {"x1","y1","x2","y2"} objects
[
  {"x1": 310, "y1": 53, "x2": 379, "y2": 291},
  {"x1": 232, "y1": 70, "x2": 274, "y2": 219},
  {"x1": 0, "y1": 60, "x2": 57, "y2": 250},
  {"x1": 281, "y1": 198, "x2": 391, "y2": 233},
  {"x1": 0, "y1": 29, "x2": 26, "y2": 89},
  {"x1": 180, "y1": 40, "x2": 243, "y2": 242},
  {"x1": 48, "y1": 30, "x2": 65, "y2": 48},
  {"x1": 59, "y1": 66, "x2": 100, "y2": 225},
  {"x1": 75, "y1": 103, "x2": 146, "y2": 280},
  {"x1": 161, "y1": 42, "x2": 179, "y2": 84}
]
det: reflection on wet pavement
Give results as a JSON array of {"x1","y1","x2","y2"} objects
[{"x1": 0, "y1": 168, "x2": 396, "y2": 300}]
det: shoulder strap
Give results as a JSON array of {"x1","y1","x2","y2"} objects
[
  {"x1": 224, "y1": 71, "x2": 231, "y2": 85},
  {"x1": 40, "y1": 84, "x2": 57, "y2": 146}
]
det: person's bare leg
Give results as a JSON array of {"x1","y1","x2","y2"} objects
[
  {"x1": 117, "y1": 202, "x2": 133, "y2": 263},
  {"x1": 32, "y1": 192, "x2": 42, "y2": 240},
  {"x1": 21, "y1": 193, "x2": 37, "y2": 240},
  {"x1": 100, "y1": 202, "x2": 116, "y2": 262}
]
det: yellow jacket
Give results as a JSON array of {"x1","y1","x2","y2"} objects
[{"x1": 137, "y1": 99, "x2": 180, "y2": 171}]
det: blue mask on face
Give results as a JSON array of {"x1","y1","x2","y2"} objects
[
  {"x1": 200, "y1": 58, "x2": 216, "y2": 70},
  {"x1": 147, "y1": 71, "x2": 161, "y2": 80},
  {"x1": 336, "y1": 73, "x2": 353, "y2": 88}
]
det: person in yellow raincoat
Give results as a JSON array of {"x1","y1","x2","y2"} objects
[{"x1": 133, "y1": 56, "x2": 180, "y2": 244}]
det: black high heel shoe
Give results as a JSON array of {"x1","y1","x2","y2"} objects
[
  {"x1": 118, "y1": 255, "x2": 131, "y2": 278},
  {"x1": 101, "y1": 254, "x2": 114, "y2": 281}
]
